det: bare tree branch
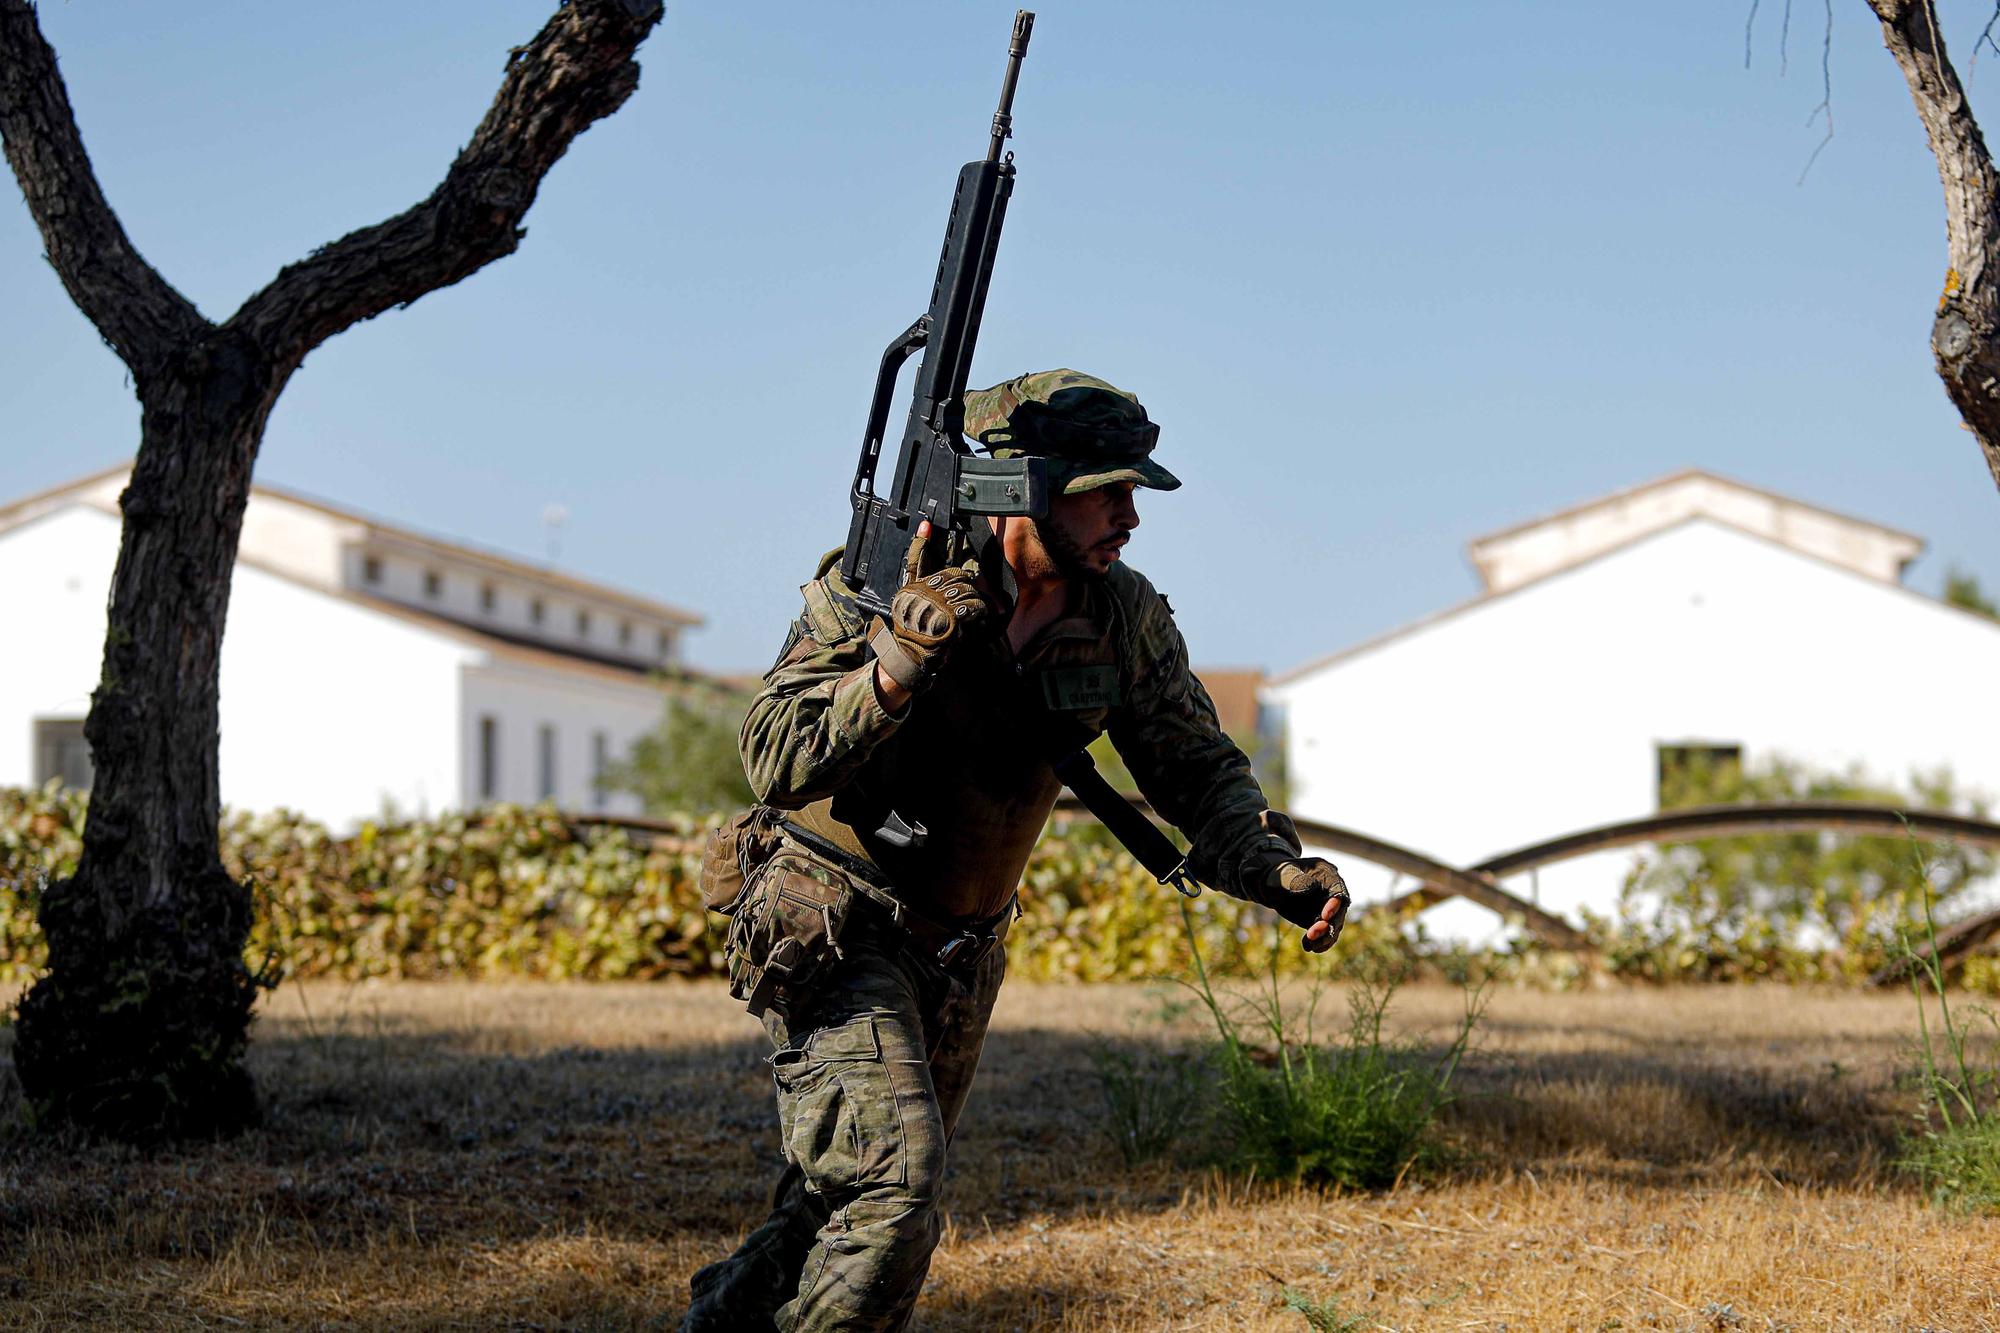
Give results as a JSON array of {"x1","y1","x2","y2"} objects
[
  {"x1": 0, "y1": 0, "x2": 667, "y2": 1139},
  {"x1": 1868, "y1": 0, "x2": 2000, "y2": 491},
  {"x1": 230, "y1": 0, "x2": 662, "y2": 374},
  {"x1": 0, "y1": 0, "x2": 209, "y2": 379},
  {"x1": 1798, "y1": 0, "x2": 1835, "y2": 183},
  {"x1": 1973, "y1": 1, "x2": 2000, "y2": 68}
]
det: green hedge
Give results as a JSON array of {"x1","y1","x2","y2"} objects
[
  {"x1": 0, "y1": 787, "x2": 715, "y2": 984},
  {"x1": 0, "y1": 786, "x2": 1330, "y2": 986},
  {"x1": 0, "y1": 785, "x2": 1990, "y2": 989}
]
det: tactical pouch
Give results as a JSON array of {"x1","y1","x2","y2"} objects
[
  {"x1": 699, "y1": 806, "x2": 781, "y2": 915},
  {"x1": 723, "y1": 851, "x2": 858, "y2": 1019}
]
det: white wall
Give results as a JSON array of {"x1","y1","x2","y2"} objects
[
  {"x1": 0, "y1": 506, "x2": 122, "y2": 784},
  {"x1": 460, "y1": 661, "x2": 664, "y2": 816},
  {"x1": 220, "y1": 564, "x2": 473, "y2": 826},
  {"x1": 1270, "y1": 518, "x2": 2000, "y2": 943},
  {"x1": 236, "y1": 490, "x2": 355, "y2": 587},
  {"x1": 1, "y1": 501, "x2": 472, "y2": 829}
]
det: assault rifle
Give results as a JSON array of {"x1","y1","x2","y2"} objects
[
  {"x1": 835, "y1": 12, "x2": 1201, "y2": 894},
  {"x1": 841, "y1": 10, "x2": 1046, "y2": 616}
]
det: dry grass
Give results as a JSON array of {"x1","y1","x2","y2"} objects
[{"x1": 0, "y1": 978, "x2": 1995, "y2": 1331}]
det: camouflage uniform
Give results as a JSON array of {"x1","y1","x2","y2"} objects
[{"x1": 682, "y1": 371, "x2": 1305, "y2": 1333}]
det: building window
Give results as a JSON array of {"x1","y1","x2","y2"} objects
[
  {"x1": 478, "y1": 714, "x2": 499, "y2": 801},
  {"x1": 424, "y1": 569, "x2": 442, "y2": 599},
  {"x1": 1657, "y1": 742, "x2": 1742, "y2": 807},
  {"x1": 530, "y1": 598, "x2": 546, "y2": 627},
  {"x1": 34, "y1": 718, "x2": 92, "y2": 790},
  {"x1": 480, "y1": 582, "x2": 497, "y2": 613},
  {"x1": 618, "y1": 620, "x2": 632, "y2": 648},
  {"x1": 576, "y1": 609, "x2": 591, "y2": 637},
  {"x1": 362, "y1": 554, "x2": 383, "y2": 585},
  {"x1": 538, "y1": 724, "x2": 557, "y2": 801},
  {"x1": 657, "y1": 629, "x2": 672, "y2": 660},
  {"x1": 591, "y1": 730, "x2": 610, "y2": 810}
]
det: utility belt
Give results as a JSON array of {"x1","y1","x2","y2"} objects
[
  {"x1": 776, "y1": 819, "x2": 1017, "y2": 975},
  {"x1": 698, "y1": 805, "x2": 1013, "y2": 1019}
]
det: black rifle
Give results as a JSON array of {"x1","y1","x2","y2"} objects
[
  {"x1": 841, "y1": 10, "x2": 1047, "y2": 616},
  {"x1": 834, "y1": 12, "x2": 1207, "y2": 898}
]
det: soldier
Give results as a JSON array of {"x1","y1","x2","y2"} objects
[{"x1": 682, "y1": 369, "x2": 1350, "y2": 1332}]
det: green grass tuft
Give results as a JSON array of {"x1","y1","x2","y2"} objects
[
  {"x1": 1896, "y1": 831, "x2": 2000, "y2": 1215},
  {"x1": 1088, "y1": 1039, "x2": 1207, "y2": 1165},
  {"x1": 1179, "y1": 899, "x2": 1484, "y2": 1189},
  {"x1": 1282, "y1": 1287, "x2": 1372, "y2": 1331}
]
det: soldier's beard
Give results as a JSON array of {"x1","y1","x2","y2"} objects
[{"x1": 1036, "y1": 517, "x2": 1126, "y2": 583}]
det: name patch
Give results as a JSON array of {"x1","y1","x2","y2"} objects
[{"x1": 1039, "y1": 665, "x2": 1121, "y2": 712}]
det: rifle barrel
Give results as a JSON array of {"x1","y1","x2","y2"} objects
[{"x1": 987, "y1": 10, "x2": 1035, "y2": 162}]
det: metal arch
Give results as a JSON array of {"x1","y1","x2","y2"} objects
[
  {"x1": 1467, "y1": 802, "x2": 2000, "y2": 878},
  {"x1": 1057, "y1": 800, "x2": 2000, "y2": 958},
  {"x1": 1048, "y1": 799, "x2": 1592, "y2": 950},
  {"x1": 573, "y1": 801, "x2": 2000, "y2": 970},
  {"x1": 1340, "y1": 802, "x2": 2000, "y2": 979}
]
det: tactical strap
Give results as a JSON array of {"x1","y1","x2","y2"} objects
[
  {"x1": 1052, "y1": 749, "x2": 1200, "y2": 897},
  {"x1": 868, "y1": 621, "x2": 925, "y2": 692},
  {"x1": 962, "y1": 522, "x2": 1020, "y2": 620},
  {"x1": 777, "y1": 818, "x2": 1017, "y2": 973}
]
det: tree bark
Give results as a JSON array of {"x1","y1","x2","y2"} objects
[
  {"x1": 1867, "y1": 0, "x2": 2000, "y2": 492},
  {"x1": 0, "y1": 0, "x2": 664, "y2": 1140}
]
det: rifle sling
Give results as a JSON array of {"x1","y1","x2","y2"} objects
[{"x1": 1051, "y1": 749, "x2": 1195, "y2": 891}]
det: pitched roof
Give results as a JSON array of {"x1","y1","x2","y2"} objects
[
  {"x1": 1, "y1": 465, "x2": 701, "y2": 626},
  {"x1": 256, "y1": 479, "x2": 702, "y2": 627},
  {"x1": 0, "y1": 462, "x2": 129, "y2": 530},
  {"x1": 1268, "y1": 509, "x2": 1981, "y2": 690},
  {"x1": 2, "y1": 465, "x2": 710, "y2": 683},
  {"x1": 1464, "y1": 468, "x2": 1924, "y2": 594}
]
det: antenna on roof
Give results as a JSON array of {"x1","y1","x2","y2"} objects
[{"x1": 542, "y1": 503, "x2": 569, "y2": 564}]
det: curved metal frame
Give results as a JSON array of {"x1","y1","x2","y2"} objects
[{"x1": 575, "y1": 801, "x2": 2000, "y2": 974}]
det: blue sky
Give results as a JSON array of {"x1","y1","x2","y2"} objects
[{"x1": 5, "y1": 1, "x2": 1999, "y2": 673}]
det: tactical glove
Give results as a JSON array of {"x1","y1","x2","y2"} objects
[
  {"x1": 1264, "y1": 857, "x2": 1350, "y2": 953},
  {"x1": 870, "y1": 566, "x2": 994, "y2": 692}
]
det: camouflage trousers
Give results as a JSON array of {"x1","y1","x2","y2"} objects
[{"x1": 681, "y1": 911, "x2": 1007, "y2": 1333}]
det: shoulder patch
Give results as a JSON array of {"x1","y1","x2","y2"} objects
[
  {"x1": 794, "y1": 546, "x2": 867, "y2": 644},
  {"x1": 801, "y1": 576, "x2": 866, "y2": 644}
]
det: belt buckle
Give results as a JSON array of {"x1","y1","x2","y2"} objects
[{"x1": 936, "y1": 931, "x2": 997, "y2": 973}]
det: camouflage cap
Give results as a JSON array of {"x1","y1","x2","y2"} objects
[{"x1": 961, "y1": 369, "x2": 1181, "y2": 494}]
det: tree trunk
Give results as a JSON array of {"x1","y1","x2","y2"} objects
[
  {"x1": 15, "y1": 335, "x2": 283, "y2": 1138},
  {"x1": 1867, "y1": 0, "x2": 2000, "y2": 493},
  {"x1": 0, "y1": 0, "x2": 663, "y2": 1140}
]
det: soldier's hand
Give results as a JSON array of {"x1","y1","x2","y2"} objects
[
  {"x1": 869, "y1": 521, "x2": 996, "y2": 693},
  {"x1": 1265, "y1": 857, "x2": 1350, "y2": 953}
]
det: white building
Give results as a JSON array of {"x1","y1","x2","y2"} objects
[
  {"x1": 0, "y1": 466, "x2": 702, "y2": 828},
  {"x1": 1265, "y1": 470, "x2": 2000, "y2": 943}
]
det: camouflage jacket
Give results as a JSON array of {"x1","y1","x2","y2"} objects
[{"x1": 740, "y1": 550, "x2": 1300, "y2": 923}]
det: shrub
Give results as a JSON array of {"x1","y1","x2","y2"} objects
[
  {"x1": 1622, "y1": 757, "x2": 1996, "y2": 981},
  {"x1": 1, "y1": 783, "x2": 1994, "y2": 991},
  {"x1": 0, "y1": 786, "x2": 717, "y2": 985},
  {"x1": 1899, "y1": 861, "x2": 2000, "y2": 1214},
  {"x1": 1088, "y1": 1038, "x2": 1208, "y2": 1166},
  {"x1": 600, "y1": 691, "x2": 755, "y2": 816},
  {"x1": 1182, "y1": 901, "x2": 1484, "y2": 1189}
]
